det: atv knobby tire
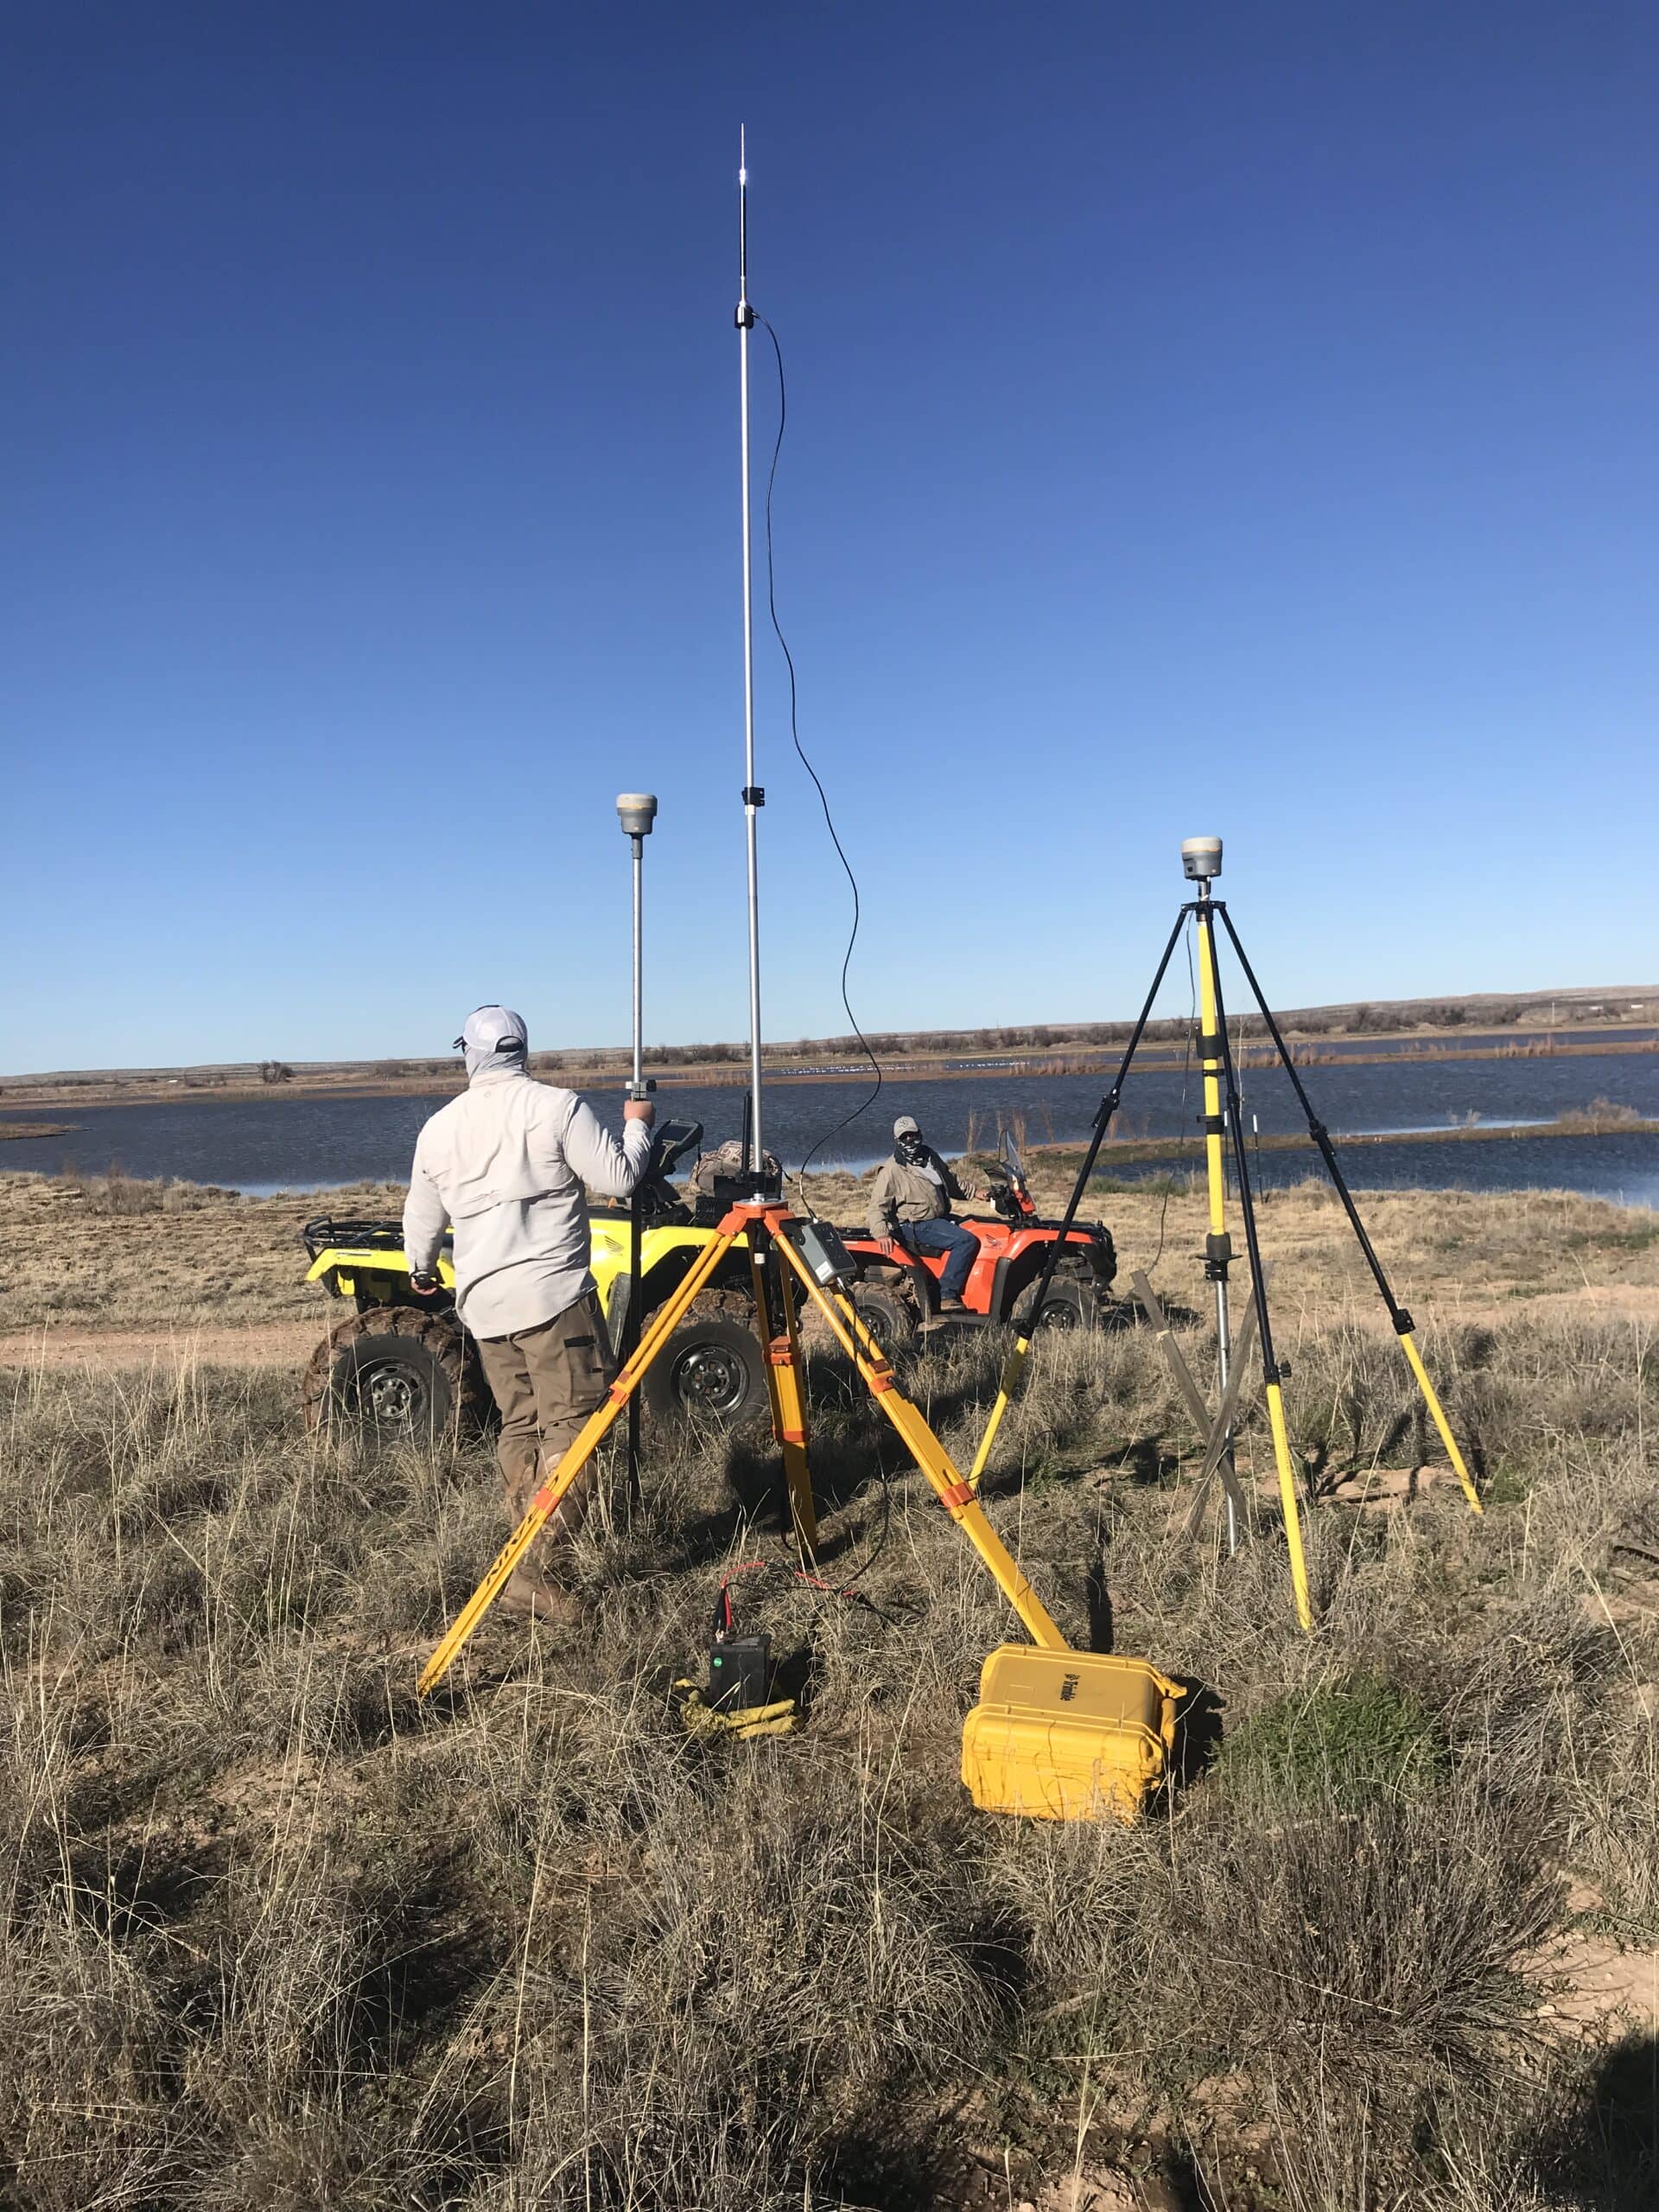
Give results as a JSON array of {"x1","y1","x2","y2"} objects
[
  {"x1": 302, "y1": 1309, "x2": 489, "y2": 1440},
  {"x1": 640, "y1": 1314, "x2": 768, "y2": 1429},
  {"x1": 848, "y1": 1281, "x2": 917, "y2": 1354},
  {"x1": 1014, "y1": 1273, "x2": 1100, "y2": 1333}
]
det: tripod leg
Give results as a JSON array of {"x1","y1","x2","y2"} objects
[
  {"x1": 1185, "y1": 1294, "x2": 1258, "y2": 1539},
  {"x1": 623, "y1": 1191, "x2": 643, "y2": 1518},
  {"x1": 967, "y1": 1340, "x2": 1026, "y2": 1491},
  {"x1": 1207, "y1": 943, "x2": 1315, "y2": 1633},
  {"x1": 1130, "y1": 1268, "x2": 1215, "y2": 1435},
  {"x1": 749, "y1": 1235, "x2": 818, "y2": 1556},
  {"x1": 965, "y1": 906, "x2": 1192, "y2": 1490},
  {"x1": 1212, "y1": 905, "x2": 1483, "y2": 1518},
  {"x1": 773, "y1": 1238, "x2": 1069, "y2": 1650},
  {"x1": 418, "y1": 1226, "x2": 740, "y2": 1697},
  {"x1": 1130, "y1": 1268, "x2": 1255, "y2": 1540},
  {"x1": 1396, "y1": 1333, "x2": 1481, "y2": 1513}
]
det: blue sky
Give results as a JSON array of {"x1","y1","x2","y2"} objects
[{"x1": 3, "y1": 3, "x2": 1654, "y2": 1074}]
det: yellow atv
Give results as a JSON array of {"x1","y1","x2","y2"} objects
[{"x1": 300, "y1": 1120, "x2": 770, "y2": 1437}]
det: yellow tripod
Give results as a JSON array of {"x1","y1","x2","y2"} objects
[
  {"x1": 418, "y1": 1198, "x2": 1065, "y2": 1700},
  {"x1": 963, "y1": 836, "x2": 1482, "y2": 1637}
]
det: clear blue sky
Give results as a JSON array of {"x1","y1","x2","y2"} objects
[{"x1": 3, "y1": 3, "x2": 1654, "y2": 1075}]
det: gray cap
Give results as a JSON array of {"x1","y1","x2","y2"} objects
[
  {"x1": 893, "y1": 1115, "x2": 920, "y2": 1139},
  {"x1": 454, "y1": 1005, "x2": 529, "y2": 1056}
]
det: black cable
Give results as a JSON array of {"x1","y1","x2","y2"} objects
[{"x1": 755, "y1": 314, "x2": 883, "y2": 1194}]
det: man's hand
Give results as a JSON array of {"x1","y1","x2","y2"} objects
[
  {"x1": 972, "y1": 1186, "x2": 994, "y2": 1203},
  {"x1": 876, "y1": 1234, "x2": 901, "y2": 1258},
  {"x1": 623, "y1": 1098, "x2": 656, "y2": 1124},
  {"x1": 409, "y1": 1270, "x2": 441, "y2": 1298}
]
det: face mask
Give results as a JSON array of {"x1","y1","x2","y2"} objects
[{"x1": 898, "y1": 1135, "x2": 925, "y2": 1163}]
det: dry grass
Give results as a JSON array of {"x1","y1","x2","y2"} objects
[
  {"x1": 4, "y1": 1159, "x2": 1655, "y2": 1342},
  {"x1": 0, "y1": 1171, "x2": 405, "y2": 1332},
  {"x1": 1, "y1": 1178, "x2": 1657, "y2": 2207}
]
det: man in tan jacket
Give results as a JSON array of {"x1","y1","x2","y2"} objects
[
  {"x1": 866, "y1": 1115, "x2": 992, "y2": 1312},
  {"x1": 404, "y1": 1006, "x2": 654, "y2": 1625}
]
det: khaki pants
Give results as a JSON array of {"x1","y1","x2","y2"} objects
[{"x1": 475, "y1": 1289, "x2": 613, "y2": 1591}]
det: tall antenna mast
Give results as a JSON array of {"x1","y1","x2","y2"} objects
[{"x1": 736, "y1": 126, "x2": 765, "y2": 1177}]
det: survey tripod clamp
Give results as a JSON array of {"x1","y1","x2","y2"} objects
[
  {"x1": 967, "y1": 835, "x2": 1483, "y2": 1635},
  {"x1": 416, "y1": 1197, "x2": 1069, "y2": 1697}
]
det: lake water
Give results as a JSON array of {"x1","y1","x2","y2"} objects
[{"x1": 3, "y1": 1048, "x2": 1656, "y2": 1208}]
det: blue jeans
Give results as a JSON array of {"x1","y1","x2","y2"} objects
[{"x1": 905, "y1": 1217, "x2": 978, "y2": 1303}]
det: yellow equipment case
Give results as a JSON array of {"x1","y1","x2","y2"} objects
[{"x1": 962, "y1": 1645, "x2": 1184, "y2": 1821}]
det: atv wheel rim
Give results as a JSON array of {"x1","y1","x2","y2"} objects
[
  {"x1": 670, "y1": 1343, "x2": 748, "y2": 1416},
  {"x1": 359, "y1": 1362, "x2": 426, "y2": 1426},
  {"x1": 854, "y1": 1302, "x2": 901, "y2": 1351}
]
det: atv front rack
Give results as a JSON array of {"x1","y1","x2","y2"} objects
[{"x1": 302, "y1": 1216, "x2": 435, "y2": 1262}]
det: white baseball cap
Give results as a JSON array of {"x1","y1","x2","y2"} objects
[
  {"x1": 454, "y1": 1005, "x2": 529, "y2": 1056},
  {"x1": 893, "y1": 1115, "x2": 921, "y2": 1138}
]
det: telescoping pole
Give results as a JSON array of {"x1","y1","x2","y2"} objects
[
  {"x1": 616, "y1": 793, "x2": 658, "y2": 1503},
  {"x1": 735, "y1": 130, "x2": 766, "y2": 1182},
  {"x1": 1187, "y1": 843, "x2": 1240, "y2": 1555}
]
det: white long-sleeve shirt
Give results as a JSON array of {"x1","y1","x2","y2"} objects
[{"x1": 402, "y1": 1066, "x2": 652, "y2": 1340}]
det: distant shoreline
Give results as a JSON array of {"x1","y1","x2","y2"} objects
[
  {"x1": 1024, "y1": 1111, "x2": 1659, "y2": 1174},
  {"x1": 5, "y1": 1027, "x2": 1656, "y2": 1114}
]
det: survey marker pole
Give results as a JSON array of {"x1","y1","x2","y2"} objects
[
  {"x1": 617, "y1": 791, "x2": 658, "y2": 1507},
  {"x1": 1187, "y1": 842, "x2": 1242, "y2": 1556}
]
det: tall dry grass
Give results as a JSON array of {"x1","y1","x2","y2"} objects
[{"x1": 1, "y1": 1209, "x2": 1656, "y2": 2205}]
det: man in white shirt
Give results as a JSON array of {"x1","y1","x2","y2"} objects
[{"x1": 404, "y1": 1006, "x2": 654, "y2": 1624}]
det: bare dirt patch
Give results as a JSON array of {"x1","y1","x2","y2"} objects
[{"x1": 0, "y1": 1320, "x2": 321, "y2": 1370}]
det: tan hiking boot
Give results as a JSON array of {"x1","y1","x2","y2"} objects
[{"x1": 497, "y1": 1572, "x2": 583, "y2": 1628}]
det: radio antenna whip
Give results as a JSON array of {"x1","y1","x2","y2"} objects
[{"x1": 735, "y1": 127, "x2": 766, "y2": 1181}]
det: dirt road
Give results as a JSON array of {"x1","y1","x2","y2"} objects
[{"x1": 0, "y1": 1320, "x2": 321, "y2": 1370}]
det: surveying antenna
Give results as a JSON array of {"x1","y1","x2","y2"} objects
[
  {"x1": 736, "y1": 126, "x2": 766, "y2": 1185},
  {"x1": 415, "y1": 140, "x2": 1089, "y2": 1703}
]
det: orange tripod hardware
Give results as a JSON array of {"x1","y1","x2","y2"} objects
[{"x1": 416, "y1": 1197, "x2": 1181, "y2": 1824}]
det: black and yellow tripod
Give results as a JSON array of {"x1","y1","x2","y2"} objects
[{"x1": 966, "y1": 835, "x2": 1482, "y2": 1633}]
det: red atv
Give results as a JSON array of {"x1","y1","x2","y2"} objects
[{"x1": 836, "y1": 1136, "x2": 1116, "y2": 1349}]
